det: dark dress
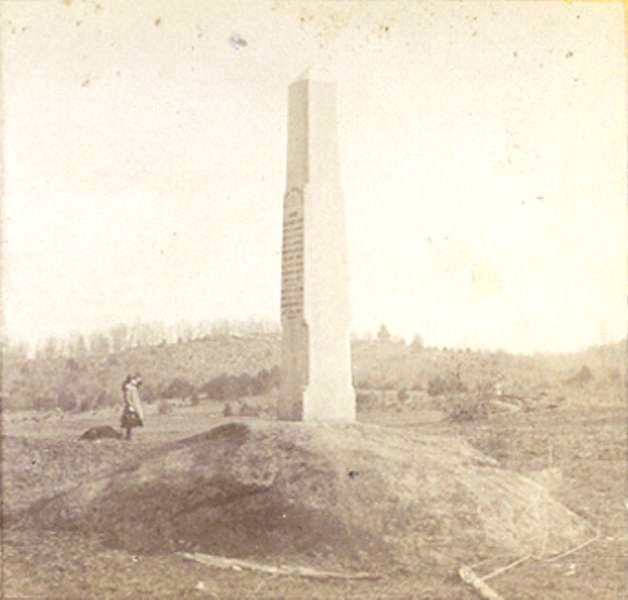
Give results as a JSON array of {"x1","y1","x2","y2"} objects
[{"x1": 120, "y1": 404, "x2": 143, "y2": 429}]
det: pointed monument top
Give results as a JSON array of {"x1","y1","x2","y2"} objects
[{"x1": 295, "y1": 64, "x2": 336, "y2": 83}]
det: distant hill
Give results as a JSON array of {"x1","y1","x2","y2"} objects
[
  {"x1": 2, "y1": 333, "x2": 624, "y2": 411},
  {"x1": 353, "y1": 338, "x2": 626, "y2": 393},
  {"x1": 2, "y1": 334, "x2": 280, "y2": 411}
]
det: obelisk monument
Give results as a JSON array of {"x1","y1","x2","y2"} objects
[{"x1": 278, "y1": 68, "x2": 356, "y2": 422}]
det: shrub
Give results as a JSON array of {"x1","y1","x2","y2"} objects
[
  {"x1": 448, "y1": 394, "x2": 489, "y2": 422},
  {"x1": 202, "y1": 370, "x2": 273, "y2": 402},
  {"x1": 201, "y1": 373, "x2": 239, "y2": 401},
  {"x1": 239, "y1": 401, "x2": 260, "y2": 417},
  {"x1": 397, "y1": 388, "x2": 409, "y2": 402},
  {"x1": 356, "y1": 391, "x2": 381, "y2": 411},
  {"x1": 76, "y1": 395, "x2": 94, "y2": 412},
  {"x1": 567, "y1": 365, "x2": 593, "y2": 385},
  {"x1": 428, "y1": 374, "x2": 467, "y2": 397},
  {"x1": 268, "y1": 365, "x2": 280, "y2": 389},
  {"x1": 162, "y1": 377, "x2": 196, "y2": 400},
  {"x1": 140, "y1": 384, "x2": 157, "y2": 404},
  {"x1": 158, "y1": 399, "x2": 173, "y2": 415},
  {"x1": 65, "y1": 358, "x2": 80, "y2": 372},
  {"x1": 57, "y1": 390, "x2": 77, "y2": 412},
  {"x1": 94, "y1": 390, "x2": 115, "y2": 410},
  {"x1": 235, "y1": 374, "x2": 256, "y2": 397}
]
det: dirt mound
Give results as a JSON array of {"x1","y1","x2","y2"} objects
[{"x1": 24, "y1": 419, "x2": 591, "y2": 570}]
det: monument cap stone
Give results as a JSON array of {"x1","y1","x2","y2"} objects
[{"x1": 295, "y1": 64, "x2": 337, "y2": 82}]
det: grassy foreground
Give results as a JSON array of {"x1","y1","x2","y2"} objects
[{"x1": 2, "y1": 401, "x2": 626, "y2": 599}]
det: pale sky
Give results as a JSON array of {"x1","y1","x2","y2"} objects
[{"x1": 2, "y1": 0, "x2": 626, "y2": 353}]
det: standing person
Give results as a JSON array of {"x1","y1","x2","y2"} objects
[
  {"x1": 121, "y1": 374, "x2": 144, "y2": 440},
  {"x1": 132, "y1": 373, "x2": 144, "y2": 419}
]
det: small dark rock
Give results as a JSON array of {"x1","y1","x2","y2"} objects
[{"x1": 79, "y1": 426, "x2": 123, "y2": 441}]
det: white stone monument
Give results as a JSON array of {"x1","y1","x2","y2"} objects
[{"x1": 278, "y1": 68, "x2": 356, "y2": 422}]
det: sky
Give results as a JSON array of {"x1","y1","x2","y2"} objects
[{"x1": 2, "y1": 0, "x2": 626, "y2": 353}]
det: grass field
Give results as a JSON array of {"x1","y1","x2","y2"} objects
[{"x1": 2, "y1": 398, "x2": 625, "y2": 599}]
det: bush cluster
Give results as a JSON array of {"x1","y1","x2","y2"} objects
[
  {"x1": 199, "y1": 367, "x2": 279, "y2": 401},
  {"x1": 427, "y1": 373, "x2": 467, "y2": 397},
  {"x1": 447, "y1": 394, "x2": 489, "y2": 422}
]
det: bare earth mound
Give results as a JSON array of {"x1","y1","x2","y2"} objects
[{"x1": 25, "y1": 419, "x2": 591, "y2": 570}]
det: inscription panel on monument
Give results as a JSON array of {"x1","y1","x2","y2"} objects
[{"x1": 281, "y1": 189, "x2": 304, "y2": 320}]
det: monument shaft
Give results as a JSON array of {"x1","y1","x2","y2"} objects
[{"x1": 279, "y1": 74, "x2": 356, "y2": 422}]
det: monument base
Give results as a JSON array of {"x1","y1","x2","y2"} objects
[
  {"x1": 277, "y1": 387, "x2": 356, "y2": 422},
  {"x1": 302, "y1": 385, "x2": 356, "y2": 422}
]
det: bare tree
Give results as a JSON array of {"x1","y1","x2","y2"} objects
[
  {"x1": 89, "y1": 331, "x2": 110, "y2": 355},
  {"x1": 110, "y1": 324, "x2": 129, "y2": 353},
  {"x1": 67, "y1": 332, "x2": 88, "y2": 357},
  {"x1": 377, "y1": 324, "x2": 391, "y2": 343},
  {"x1": 411, "y1": 334, "x2": 424, "y2": 351},
  {"x1": 42, "y1": 336, "x2": 60, "y2": 359}
]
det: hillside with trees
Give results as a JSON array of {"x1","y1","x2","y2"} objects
[{"x1": 2, "y1": 321, "x2": 624, "y2": 413}]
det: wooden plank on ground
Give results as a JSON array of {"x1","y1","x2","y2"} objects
[{"x1": 179, "y1": 552, "x2": 381, "y2": 580}]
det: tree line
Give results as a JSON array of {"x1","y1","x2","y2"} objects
[
  {"x1": 4, "y1": 318, "x2": 281, "y2": 361},
  {"x1": 6, "y1": 320, "x2": 430, "y2": 362}
]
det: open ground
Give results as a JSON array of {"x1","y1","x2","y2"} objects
[{"x1": 3, "y1": 395, "x2": 625, "y2": 599}]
